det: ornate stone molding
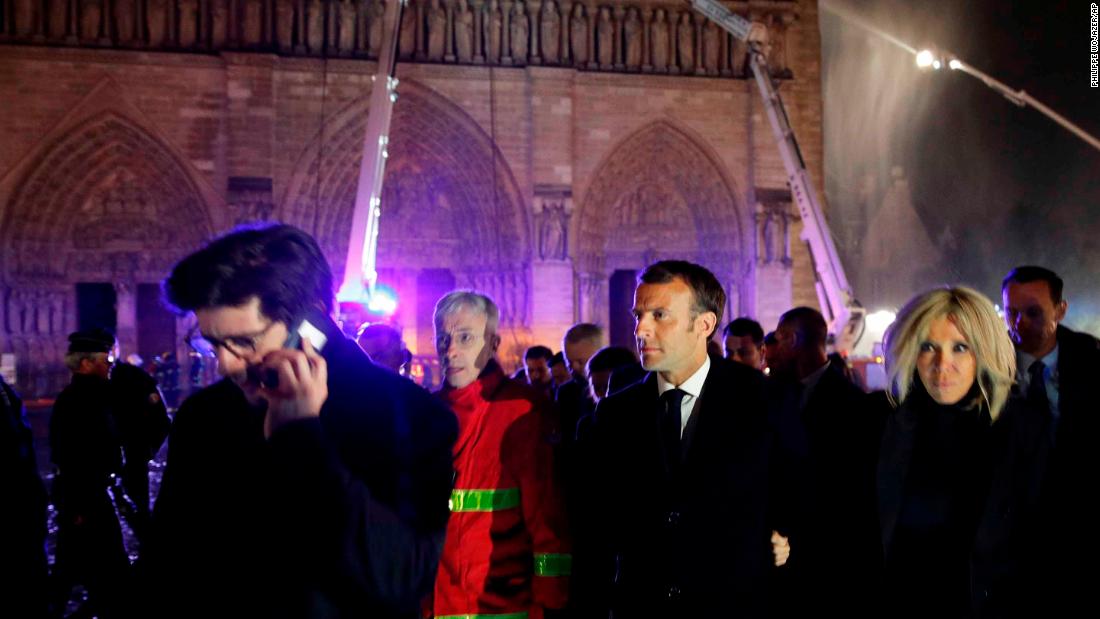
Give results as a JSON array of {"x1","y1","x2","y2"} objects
[{"x1": 1, "y1": 0, "x2": 799, "y2": 78}]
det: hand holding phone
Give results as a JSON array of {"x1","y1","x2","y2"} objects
[{"x1": 258, "y1": 336, "x2": 329, "y2": 438}]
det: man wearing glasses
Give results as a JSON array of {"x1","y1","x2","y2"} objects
[
  {"x1": 141, "y1": 224, "x2": 458, "y2": 618},
  {"x1": 431, "y1": 291, "x2": 571, "y2": 619}
]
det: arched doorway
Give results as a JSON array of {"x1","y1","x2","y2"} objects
[{"x1": 574, "y1": 120, "x2": 748, "y2": 331}]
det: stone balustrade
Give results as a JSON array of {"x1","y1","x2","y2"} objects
[{"x1": 0, "y1": 0, "x2": 796, "y2": 77}]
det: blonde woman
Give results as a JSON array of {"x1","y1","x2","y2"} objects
[{"x1": 874, "y1": 286, "x2": 1048, "y2": 617}]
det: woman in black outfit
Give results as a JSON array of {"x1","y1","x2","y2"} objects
[{"x1": 874, "y1": 286, "x2": 1048, "y2": 618}]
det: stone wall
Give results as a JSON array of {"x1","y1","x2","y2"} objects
[{"x1": 0, "y1": 0, "x2": 824, "y2": 395}]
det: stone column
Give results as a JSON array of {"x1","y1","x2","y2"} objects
[
  {"x1": 500, "y1": 0, "x2": 512, "y2": 63},
  {"x1": 640, "y1": 5, "x2": 652, "y2": 72},
  {"x1": 444, "y1": 0, "x2": 456, "y2": 61},
  {"x1": 114, "y1": 281, "x2": 138, "y2": 359},
  {"x1": 612, "y1": 3, "x2": 625, "y2": 70},
  {"x1": 558, "y1": 0, "x2": 570, "y2": 64},
  {"x1": 526, "y1": 0, "x2": 539, "y2": 64},
  {"x1": 693, "y1": 11, "x2": 704, "y2": 75},
  {"x1": 471, "y1": 0, "x2": 485, "y2": 62},
  {"x1": 584, "y1": 1, "x2": 595, "y2": 69}
]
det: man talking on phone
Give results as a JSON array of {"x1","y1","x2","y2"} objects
[{"x1": 140, "y1": 224, "x2": 458, "y2": 618}]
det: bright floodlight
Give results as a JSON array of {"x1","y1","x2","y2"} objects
[
  {"x1": 948, "y1": 58, "x2": 962, "y2": 70},
  {"x1": 915, "y1": 49, "x2": 936, "y2": 68},
  {"x1": 367, "y1": 285, "x2": 398, "y2": 316},
  {"x1": 866, "y1": 310, "x2": 897, "y2": 334}
]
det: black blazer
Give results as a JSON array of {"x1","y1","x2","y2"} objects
[
  {"x1": 575, "y1": 355, "x2": 797, "y2": 618},
  {"x1": 778, "y1": 366, "x2": 883, "y2": 616},
  {"x1": 1017, "y1": 325, "x2": 1100, "y2": 615},
  {"x1": 875, "y1": 391, "x2": 1048, "y2": 617},
  {"x1": 143, "y1": 330, "x2": 458, "y2": 618}
]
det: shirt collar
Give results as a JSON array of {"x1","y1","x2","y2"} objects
[
  {"x1": 657, "y1": 355, "x2": 711, "y2": 399},
  {"x1": 1017, "y1": 344, "x2": 1059, "y2": 376}
]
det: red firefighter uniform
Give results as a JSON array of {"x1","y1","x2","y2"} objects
[{"x1": 433, "y1": 362, "x2": 570, "y2": 619}]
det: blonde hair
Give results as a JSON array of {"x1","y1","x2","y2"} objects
[{"x1": 884, "y1": 286, "x2": 1016, "y2": 421}]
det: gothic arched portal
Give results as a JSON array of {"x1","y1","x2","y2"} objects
[{"x1": 574, "y1": 120, "x2": 748, "y2": 329}]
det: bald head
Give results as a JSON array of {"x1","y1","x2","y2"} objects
[{"x1": 772, "y1": 307, "x2": 829, "y2": 379}]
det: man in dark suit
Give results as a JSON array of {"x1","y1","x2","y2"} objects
[
  {"x1": 575, "y1": 260, "x2": 796, "y2": 617},
  {"x1": 768, "y1": 307, "x2": 882, "y2": 615},
  {"x1": 141, "y1": 224, "x2": 458, "y2": 618},
  {"x1": 1002, "y1": 265, "x2": 1100, "y2": 615}
]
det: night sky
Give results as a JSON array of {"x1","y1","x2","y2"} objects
[{"x1": 820, "y1": 0, "x2": 1100, "y2": 332}]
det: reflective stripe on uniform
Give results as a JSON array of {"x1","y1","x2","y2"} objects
[
  {"x1": 448, "y1": 487, "x2": 520, "y2": 512},
  {"x1": 435, "y1": 614, "x2": 528, "y2": 619},
  {"x1": 533, "y1": 552, "x2": 572, "y2": 577}
]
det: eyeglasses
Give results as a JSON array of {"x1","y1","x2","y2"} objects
[
  {"x1": 434, "y1": 331, "x2": 485, "y2": 352},
  {"x1": 186, "y1": 322, "x2": 277, "y2": 359}
]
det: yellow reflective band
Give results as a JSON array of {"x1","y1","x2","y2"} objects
[
  {"x1": 534, "y1": 552, "x2": 572, "y2": 577},
  {"x1": 449, "y1": 488, "x2": 520, "y2": 512},
  {"x1": 435, "y1": 614, "x2": 528, "y2": 619}
]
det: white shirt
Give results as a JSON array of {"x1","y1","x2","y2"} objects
[{"x1": 656, "y1": 355, "x2": 711, "y2": 437}]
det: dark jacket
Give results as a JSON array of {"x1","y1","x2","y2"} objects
[
  {"x1": 1, "y1": 377, "x2": 49, "y2": 618},
  {"x1": 778, "y1": 365, "x2": 884, "y2": 616},
  {"x1": 142, "y1": 331, "x2": 458, "y2": 618},
  {"x1": 875, "y1": 387, "x2": 1048, "y2": 618},
  {"x1": 49, "y1": 373, "x2": 123, "y2": 501},
  {"x1": 575, "y1": 355, "x2": 798, "y2": 617},
  {"x1": 1018, "y1": 325, "x2": 1100, "y2": 615},
  {"x1": 110, "y1": 362, "x2": 170, "y2": 464}
]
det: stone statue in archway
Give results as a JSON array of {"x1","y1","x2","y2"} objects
[
  {"x1": 338, "y1": 0, "x2": 357, "y2": 53},
  {"x1": 275, "y1": 0, "x2": 295, "y2": 50},
  {"x1": 539, "y1": 204, "x2": 567, "y2": 261},
  {"x1": 510, "y1": 2, "x2": 529, "y2": 62},
  {"x1": 703, "y1": 21, "x2": 720, "y2": 74},
  {"x1": 652, "y1": 9, "x2": 669, "y2": 70},
  {"x1": 49, "y1": 0, "x2": 67, "y2": 39},
  {"x1": 210, "y1": 0, "x2": 228, "y2": 48},
  {"x1": 487, "y1": 2, "x2": 503, "y2": 61},
  {"x1": 677, "y1": 12, "x2": 694, "y2": 72},
  {"x1": 243, "y1": 0, "x2": 264, "y2": 45},
  {"x1": 179, "y1": 0, "x2": 199, "y2": 47},
  {"x1": 539, "y1": 0, "x2": 560, "y2": 63},
  {"x1": 427, "y1": 0, "x2": 446, "y2": 60},
  {"x1": 307, "y1": 0, "x2": 325, "y2": 52},
  {"x1": 569, "y1": 4, "x2": 587, "y2": 65},
  {"x1": 114, "y1": 0, "x2": 136, "y2": 43},
  {"x1": 623, "y1": 8, "x2": 642, "y2": 68},
  {"x1": 81, "y1": 0, "x2": 103, "y2": 41},
  {"x1": 15, "y1": 0, "x2": 37, "y2": 37},
  {"x1": 455, "y1": 2, "x2": 475, "y2": 62},
  {"x1": 368, "y1": 0, "x2": 385, "y2": 55},
  {"x1": 399, "y1": 0, "x2": 417, "y2": 55},
  {"x1": 596, "y1": 7, "x2": 613, "y2": 67}
]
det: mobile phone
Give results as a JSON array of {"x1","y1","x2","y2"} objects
[{"x1": 248, "y1": 307, "x2": 333, "y2": 388}]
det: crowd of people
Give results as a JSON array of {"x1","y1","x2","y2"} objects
[{"x1": 2, "y1": 222, "x2": 1095, "y2": 618}]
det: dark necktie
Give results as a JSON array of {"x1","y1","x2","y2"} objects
[
  {"x1": 662, "y1": 388, "x2": 686, "y2": 470},
  {"x1": 1027, "y1": 360, "x2": 1050, "y2": 415},
  {"x1": 1025, "y1": 360, "x2": 1060, "y2": 444}
]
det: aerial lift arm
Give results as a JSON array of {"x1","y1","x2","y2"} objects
[{"x1": 690, "y1": 0, "x2": 865, "y2": 353}]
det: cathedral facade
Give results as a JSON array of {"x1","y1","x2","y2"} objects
[{"x1": 0, "y1": 0, "x2": 825, "y2": 396}]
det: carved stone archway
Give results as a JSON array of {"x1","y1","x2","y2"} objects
[
  {"x1": 575, "y1": 120, "x2": 747, "y2": 328},
  {"x1": 280, "y1": 79, "x2": 532, "y2": 361},
  {"x1": 0, "y1": 112, "x2": 218, "y2": 395}
]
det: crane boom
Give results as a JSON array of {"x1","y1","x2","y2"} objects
[
  {"x1": 338, "y1": 0, "x2": 405, "y2": 304},
  {"x1": 689, "y1": 0, "x2": 865, "y2": 353}
]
